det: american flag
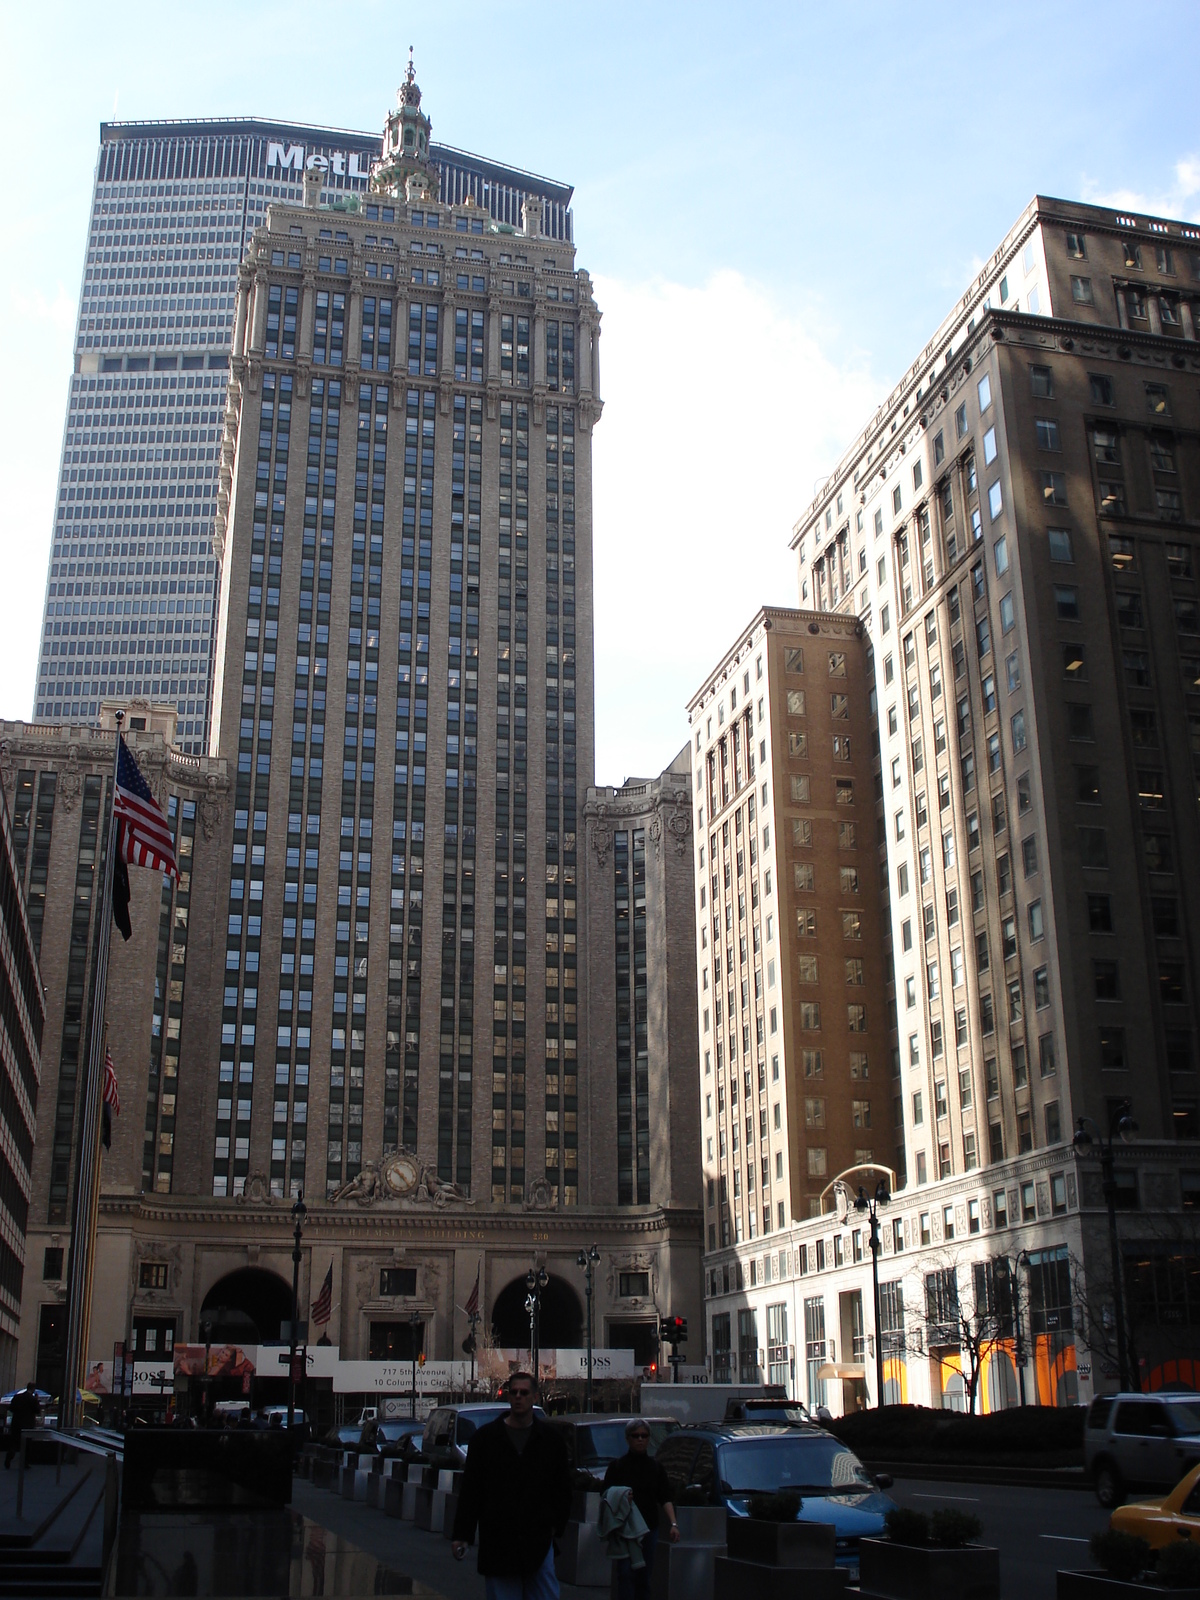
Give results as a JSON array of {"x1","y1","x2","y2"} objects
[
  {"x1": 103, "y1": 1048, "x2": 120, "y2": 1116},
  {"x1": 115, "y1": 736, "x2": 178, "y2": 879},
  {"x1": 465, "y1": 1261, "x2": 481, "y2": 1319},
  {"x1": 102, "y1": 1047, "x2": 120, "y2": 1150},
  {"x1": 310, "y1": 1262, "x2": 333, "y2": 1328}
]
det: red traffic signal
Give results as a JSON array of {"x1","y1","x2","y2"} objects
[{"x1": 659, "y1": 1316, "x2": 688, "y2": 1345}]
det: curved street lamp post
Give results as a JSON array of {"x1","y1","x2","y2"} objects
[{"x1": 854, "y1": 1180, "x2": 890, "y2": 1408}]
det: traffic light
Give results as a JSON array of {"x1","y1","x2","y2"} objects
[{"x1": 659, "y1": 1316, "x2": 688, "y2": 1346}]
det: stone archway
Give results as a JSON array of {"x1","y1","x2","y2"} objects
[
  {"x1": 490, "y1": 1272, "x2": 584, "y2": 1349},
  {"x1": 199, "y1": 1266, "x2": 293, "y2": 1343}
]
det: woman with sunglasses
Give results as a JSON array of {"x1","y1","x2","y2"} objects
[{"x1": 602, "y1": 1419, "x2": 680, "y2": 1600}]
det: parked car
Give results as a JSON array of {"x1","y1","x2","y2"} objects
[
  {"x1": 378, "y1": 1417, "x2": 427, "y2": 1460},
  {"x1": 652, "y1": 1423, "x2": 896, "y2": 1579},
  {"x1": 548, "y1": 1414, "x2": 678, "y2": 1482},
  {"x1": 1111, "y1": 1461, "x2": 1200, "y2": 1550},
  {"x1": 723, "y1": 1398, "x2": 810, "y2": 1425},
  {"x1": 422, "y1": 1402, "x2": 547, "y2": 1471},
  {"x1": 326, "y1": 1418, "x2": 380, "y2": 1451},
  {"x1": 1085, "y1": 1392, "x2": 1200, "y2": 1507}
]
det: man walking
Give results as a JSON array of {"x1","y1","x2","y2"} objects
[
  {"x1": 5, "y1": 1381, "x2": 42, "y2": 1468},
  {"x1": 452, "y1": 1372, "x2": 571, "y2": 1600},
  {"x1": 602, "y1": 1419, "x2": 679, "y2": 1600}
]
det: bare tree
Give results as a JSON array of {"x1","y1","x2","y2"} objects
[{"x1": 906, "y1": 1247, "x2": 1021, "y2": 1414}]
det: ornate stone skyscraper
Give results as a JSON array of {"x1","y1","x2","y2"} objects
[{"x1": 6, "y1": 64, "x2": 704, "y2": 1401}]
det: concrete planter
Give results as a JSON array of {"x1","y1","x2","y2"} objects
[
  {"x1": 442, "y1": 1490, "x2": 459, "y2": 1538},
  {"x1": 859, "y1": 1536, "x2": 1000, "y2": 1600},
  {"x1": 1057, "y1": 1574, "x2": 1200, "y2": 1600},
  {"x1": 727, "y1": 1519, "x2": 836, "y2": 1569},
  {"x1": 415, "y1": 1486, "x2": 449, "y2": 1532},
  {"x1": 713, "y1": 1555, "x2": 847, "y2": 1600},
  {"x1": 558, "y1": 1519, "x2": 611, "y2": 1587}
]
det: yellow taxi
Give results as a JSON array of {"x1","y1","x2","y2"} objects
[{"x1": 1111, "y1": 1462, "x2": 1200, "y2": 1551}]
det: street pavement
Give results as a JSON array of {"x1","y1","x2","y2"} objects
[
  {"x1": 295, "y1": 1473, "x2": 1112, "y2": 1600},
  {"x1": 888, "y1": 1476, "x2": 1110, "y2": 1600}
]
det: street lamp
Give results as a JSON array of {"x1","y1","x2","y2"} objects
[
  {"x1": 576, "y1": 1245, "x2": 601, "y2": 1412},
  {"x1": 1011, "y1": 1252, "x2": 1030, "y2": 1409},
  {"x1": 409, "y1": 1308, "x2": 422, "y2": 1419},
  {"x1": 525, "y1": 1266, "x2": 549, "y2": 1378},
  {"x1": 287, "y1": 1191, "x2": 307, "y2": 1432},
  {"x1": 853, "y1": 1180, "x2": 890, "y2": 1408},
  {"x1": 1074, "y1": 1100, "x2": 1137, "y2": 1392},
  {"x1": 200, "y1": 1312, "x2": 215, "y2": 1426}
]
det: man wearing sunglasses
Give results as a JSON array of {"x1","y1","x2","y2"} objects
[
  {"x1": 602, "y1": 1419, "x2": 680, "y2": 1600},
  {"x1": 452, "y1": 1372, "x2": 571, "y2": 1600}
]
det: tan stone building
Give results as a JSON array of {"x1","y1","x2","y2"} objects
[
  {"x1": 698, "y1": 195, "x2": 1200, "y2": 1412},
  {"x1": 8, "y1": 67, "x2": 702, "y2": 1403}
]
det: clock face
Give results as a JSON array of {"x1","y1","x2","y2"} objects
[{"x1": 384, "y1": 1153, "x2": 419, "y2": 1196}]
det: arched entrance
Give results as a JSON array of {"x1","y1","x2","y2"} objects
[
  {"x1": 199, "y1": 1267, "x2": 293, "y2": 1343},
  {"x1": 490, "y1": 1273, "x2": 584, "y2": 1349}
]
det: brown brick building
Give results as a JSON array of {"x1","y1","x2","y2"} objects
[{"x1": 688, "y1": 609, "x2": 894, "y2": 1253}]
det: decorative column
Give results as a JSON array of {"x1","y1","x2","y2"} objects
[
  {"x1": 233, "y1": 273, "x2": 250, "y2": 356},
  {"x1": 1115, "y1": 287, "x2": 1129, "y2": 330},
  {"x1": 1147, "y1": 295, "x2": 1163, "y2": 336},
  {"x1": 299, "y1": 278, "x2": 316, "y2": 359},
  {"x1": 1181, "y1": 300, "x2": 1196, "y2": 341},
  {"x1": 250, "y1": 271, "x2": 269, "y2": 352}
]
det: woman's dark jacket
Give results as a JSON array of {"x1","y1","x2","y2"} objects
[{"x1": 452, "y1": 1416, "x2": 572, "y2": 1575}]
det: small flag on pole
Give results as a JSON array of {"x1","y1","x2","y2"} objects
[
  {"x1": 464, "y1": 1261, "x2": 481, "y2": 1319},
  {"x1": 102, "y1": 1048, "x2": 120, "y2": 1150},
  {"x1": 311, "y1": 1263, "x2": 333, "y2": 1328}
]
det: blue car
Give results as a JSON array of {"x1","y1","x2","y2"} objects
[{"x1": 653, "y1": 1422, "x2": 896, "y2": 1577}]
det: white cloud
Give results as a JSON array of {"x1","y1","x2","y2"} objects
[
  {"x1": 1080, "y1": 154, "x2": 1200, "y2": 223},
  {"x1": 591, "y1": 269, "x2": 881, "y2": 784}
]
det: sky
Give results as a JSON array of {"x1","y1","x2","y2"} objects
[{"x1": 2, "y1": 0, "x2": 1198, "y2": 783}]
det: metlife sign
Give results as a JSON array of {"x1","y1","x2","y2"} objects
[{"x1": 264, "y1": 142, "x2": 376, "y2": 180}]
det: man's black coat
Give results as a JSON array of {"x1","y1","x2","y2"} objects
[{"x1": 452, "y1": 1415, "x2": 572, "y2": 1575}]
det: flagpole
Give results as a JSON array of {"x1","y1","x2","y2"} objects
[{"x1": 61, "y1": 713, "x2": 124, "y2": 1429}]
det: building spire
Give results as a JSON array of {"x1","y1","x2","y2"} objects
[{"x1": 373, "y1": 48, "x2": 437, "y2": 201}]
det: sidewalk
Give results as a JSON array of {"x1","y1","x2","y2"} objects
[{"x1": 292, "y1": 1479, "x2": 605, "y2": 1600}]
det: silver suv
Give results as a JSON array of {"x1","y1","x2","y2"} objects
[{"x1": 1085, "y1": 1392, "x2": 1200, "y2": 1507}]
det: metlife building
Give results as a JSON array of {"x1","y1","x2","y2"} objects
[{"x1": 38, "y1": 115, "x2": 572, "y2": 752}]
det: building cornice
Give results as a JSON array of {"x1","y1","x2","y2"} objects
[
  {"x1": 686, "y1": 606, "x2": 865, "y2": 716},
  {"x1": 98, "y1": 1192, "x2": 702, "y2": 1243},
  {"x1": 791, "y1": 193, "x2": 1200, "y2": 548}
]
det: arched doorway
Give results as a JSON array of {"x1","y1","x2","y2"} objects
[
  {"x1": 490, "y1": 1273, "x2": 584, "y2": 1349},
  {"x1": 199, "y1": 1267, "x2": 293, "y2": 1343}
]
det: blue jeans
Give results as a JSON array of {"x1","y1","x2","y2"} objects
[
  {"x1": 485, "y1": 1543, "x2": 559, "y2": 1600},
  {"x1": 615, "y1": 1531, "x2": 658, "y2": 1600}
]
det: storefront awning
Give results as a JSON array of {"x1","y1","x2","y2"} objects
[{"x1": 817, "y1": 1362, "x2": 867, "y2": 1380}]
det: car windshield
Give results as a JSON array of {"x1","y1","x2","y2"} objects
[
  {"x1": 1166, "y1": 1399, "x2": 1200, "y2": 1434},
  {"x1": 378, "y1": 1421, "x2": 421, "y2": 1442},
  {"x1": 577, "y1": 1422, "x2": 633, "y2": 1465},
  {"x1": 457, "y1": 1406, "x2": 508, "y2": 1442},
  {"x1": 718, "y1": 1436, "x2": 875, "y2": 1495}
]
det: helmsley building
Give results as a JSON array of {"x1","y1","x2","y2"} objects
[{"x1": 5, "y1": 61, "x2": 703, "y2": 1400}]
